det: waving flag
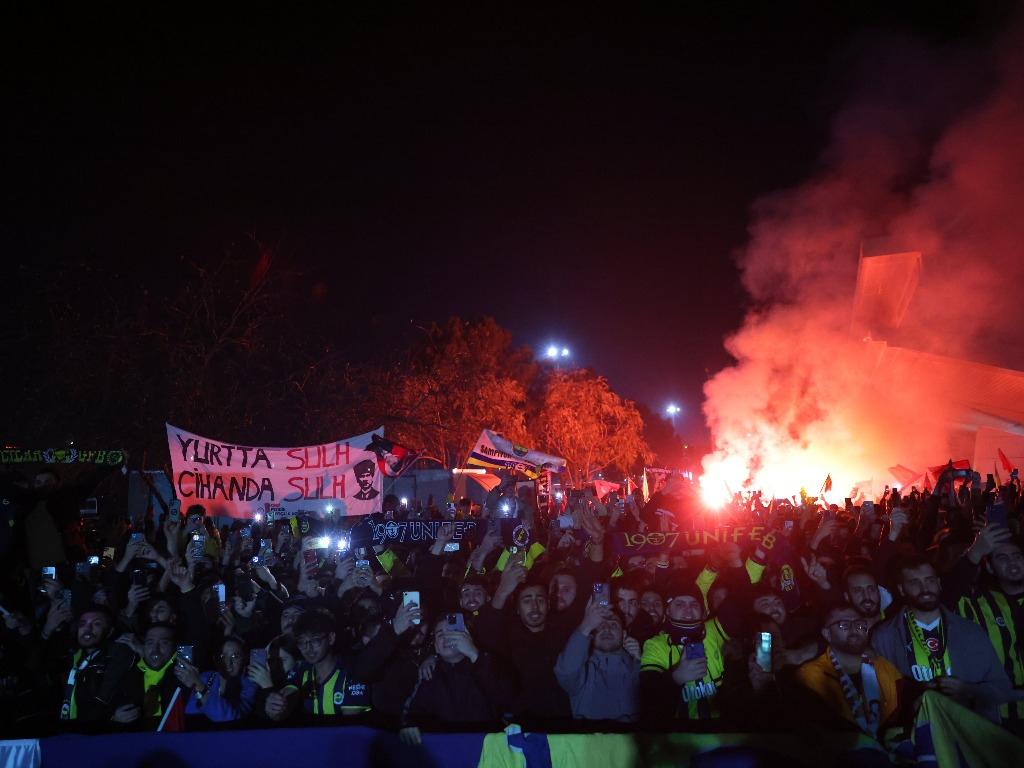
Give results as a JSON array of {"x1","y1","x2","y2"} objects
[
  {"x1": 467, "y1": 430, "x2": 566, "y2": 479},
  {"x1": 998, "y1": 448, "x2": 1016, "y2": 474},
  {"x1": 364, "y1": 434, "x2": 423, "y2": 478}
]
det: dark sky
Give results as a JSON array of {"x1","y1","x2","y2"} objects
[{"x1": 2, "y1": 3, "x2": 1011, "y2": 444}]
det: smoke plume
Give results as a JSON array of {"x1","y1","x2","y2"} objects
[{"x1": 701, "y1": 22, "x2": 1024, "y2": 500}]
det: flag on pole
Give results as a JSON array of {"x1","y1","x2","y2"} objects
[
  {"x1": 466, "y1": 430, "x2": 566, "y2": 479},
  {"x1": 888, "y1": 464, "x2": 923, "y2": 489},
  {"x1": 593, "y1": 480, "x2": 621, "y2": 499},
  {"x1": 364, "y1": 434, "x2": 423, "y2": 478},
  {"x1": 822, "y1": 474, "x2": 833, "y2": 494},
  {"x1": 998, "y1": 448, "x2": 1016, "y2": 474}
]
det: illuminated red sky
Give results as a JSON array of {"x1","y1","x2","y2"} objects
[{"x1": 2, "y1": 4, "x2": 1014, "y2": 446}]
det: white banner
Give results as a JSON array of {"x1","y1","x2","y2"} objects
[
  {"x1": 166, "y1": 424, "x2": 384, "y2": 519},
  {"x1": 466, "y1": 429, "x2": 566, "y2": 478}
]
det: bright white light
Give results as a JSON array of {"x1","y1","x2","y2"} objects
[
  {"x1": 546, "y1": 345, "x2": 559, "y2": 358},
  {"x1": 317, "y1": 536, "x2": 330, "y2": 548},
  {"x1": 401, "y1": 497, "x2": 409, "y2": 506},
  {"x1": 666, "y1": 404, "x2": 680, "y2": 415},
  {"x1": 555, "y1": 491, "x2": 563, "y2": 500},
  {"x1": 501, "y1": 502, "x2": 511, "y2": 512},
  {"x1": 336, "y1": 538, "x2": 348, "y2": 550},
  {"x1": 325, "y1": 505, "x2": 334, "y2": 514},
  {"x1": 560, "y1": 347, "x2": 569, "y2": 357},
  {"x1": 254, "y1": 513, "x2": 263, "y2": 522}
]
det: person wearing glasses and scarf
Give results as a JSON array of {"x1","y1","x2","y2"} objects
[{"x1": 796, "y1": 602, "x2": 907, "y2": 744}]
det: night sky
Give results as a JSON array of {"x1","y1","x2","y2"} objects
[{"x1": 3, "y1": 3, "x2": 1012, "y2": 445}]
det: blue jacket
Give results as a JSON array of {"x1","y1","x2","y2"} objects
[{"x1": 184, "y1": 671, "x2": 257, "y2": 722}]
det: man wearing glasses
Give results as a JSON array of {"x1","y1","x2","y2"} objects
[
  {"x1": 264, "y1": 610, "x2": 369, "y2": 720},
  {"x1": 796, "y1": 602, "x2": 907, "y2": 743}
]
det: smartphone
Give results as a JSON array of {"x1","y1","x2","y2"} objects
[
  {"x1": 130, "y1": 532, "x2": 146, "y2": 542},
  {"x1": 862, "y1": 501, "x2": 875, "y2": 517},
  {"x1": 42, "y1": 566, "x2": 57, "y2": 580},
  {"x1": 988, "y1": 499, "x2": 1009, "y2": 528},
  {"x1": 235, "y1": 573, "x2": 256, "y2": 602},
  {"x1": 756, "y1": 631, "x2": 772, "y2": 673},
  {"x1": 176, "y1": 645, "x2": 193, "y2": 665},
  {"x1": 446, "y1": 612, "x2": 466, "y2": 633},
  {"x1": 241, "y1": 526, "x2": 252, "y2": 540},
  {"x1": 88, "y1": 555, "x2": 100, "y2": 566},
  {"x1": 131, "y1": 569, "x2": 147, "y2": 588},
  {"x1": 266, "y1": 508, "x2": 276, "y2": 525},
  {"x1": 168, "y1": 498, "x2": 181, "y2": 524},
  {"x1": 403, "y1": 591, "x2": 421, "y2": 625},
  {"x1": 60, "y1": 589, "x2": 72, "y2": 609},
  {"x1": 844, "y1": 498, "x2": 853, "y2": 511},
  {"x1": 251, "y1": 554, "x2": 265, "y2": 567},
  {"x1": 822, "y1": 508, "x2": 835, "y2": 523},
  {"x1": 442, "y1": 542, "x2": 460, "y2": 553},
  {"x1": 507, "y1": 547, "x2": 526, "y2": 568},
  {"x1": 302, "y1": 547, "x2": 320, "y2": 578},
  {"x1": 355, "y1": 559, "x2": 371, "y2": 571},
  {"x1": 684, "y1": 640, "x2": 706, "y2": 660},
  {"x1": 190, "y1": 533, "x2": 206, "y2": 559},
  {"x1": 250, "y1": 648, "x2": 268, "y2": 667},
  {"x1": 75, "y1": 561, "x2": 91, "y2": 578},
  {"x1": 593, "y1": 582, "x2": 611, "y2": 607},
  {"x1": 214, "y1": 583, "x2": 227, "y2": 604}
]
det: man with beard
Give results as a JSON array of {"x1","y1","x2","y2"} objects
[
  {"x1": 554, "y1": 596, "x2": 640, "y2": 721},
  {"x1": 458, "y1": 575, "x2": 490, "y2": 619},
  {"x1": 107, "y1": 622, "x2": 187, "y2": 729},
  {"x1": 842, "y1": 566, "x2": 885, "y2": 630},
  {"x1": 872, "y1": 556, "x2": 1011, "y2": 722},
  {"x1": 399, "y1": 613, "x2": 513, "y2": 744},
  {"x1": 795, "y1": 602, "x2": 909, "y2": 745},
  {"x1": 549, "y1": 569, "x2": 578, "y2": 614},
  {"x1": 49, "y1": 605, "x2": 134, "y2": 726},
  {"x1": 473, "y1": 564, "x2": 574, "y2": 724},
  {"x1": 749, "y1": 586, "x2": 819, "y2": 668},
  {"x1": 941, "y1": 523, "x2": 1024, "y2": 735}
]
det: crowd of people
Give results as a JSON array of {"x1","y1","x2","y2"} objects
[{"x1": 0, "y1": 462, "x2": 1021, "y2": 763}]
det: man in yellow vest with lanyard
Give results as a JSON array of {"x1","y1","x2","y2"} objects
[
  {"x1": 266, "y1": 609, "x2": 371, "y2": 720},
  {"x1": 639, "y1": 578, "x2": 734, "y2": 725}
]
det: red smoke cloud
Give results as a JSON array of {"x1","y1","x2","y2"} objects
[{"x1": 701, "y1": 22, "x2": 1024, "y2": 500}]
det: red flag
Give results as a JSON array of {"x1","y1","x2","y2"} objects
[
  {"x1": 364, "y1": 434, "x2": 424, "y2": 478},
  {"x1": 998, "y1": 449, "x2": 1016, "y2": 474},
  {"x1": 888, "y1": 464, "x2": 923, "y2": 489},
  {"x1": 157, "y1": 688, "x2": 186, "y2": 732},
  {"x1": 926, "y1": 459, "x2": 971, "y2": 487},
  {"x1": 593, "y1": 480, "x2": 621, "y2": 500},
  {"x1": 823, "y1": 474, "x2": 833, "y2": 493}
]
